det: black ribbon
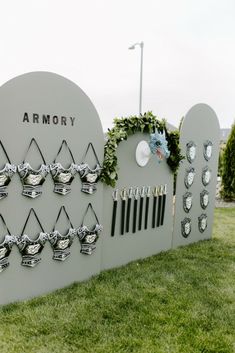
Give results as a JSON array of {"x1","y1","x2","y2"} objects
[
  {"x1": 22, "y1": 138, "x2": 46, "y2": 165},
  {"x1": 0, "y1": 140, "x2": 11, "y2": 164},
  {"x1": 111, "y1": 189, "x2": 118, "y2": 237},
  {"x1": 132, "y1": 187, "x2": 139, "y2": 234},
  {"x1": 160, "y1": 185, "x2": 167, "y2": 226},
  {"x1": 138, "y1": 187, "x2": 145, "y2": 231},
  {"x1": 152, "y1": 186, "x2": 158, "y2": 228},
  {"x1": 81, "y1": 142, "x2": 101, "y2": 165},
  {"x1": 53, "y1": 140, "x2": 75, "y2": 164},
  {"x1": 156, "y1": 186, "x2": 163, "y2": 227},
  {"x1": 120, "y1": 188, "x2": 127, "y2": 235},
  {"x1": 81, "y1": 203, "x2": 100, "y2": 226},
  {"x1": 144, "y1": 186, "x2": 151, "y2": 230},
  {"x1": 52, "y1": 205, "x2": 74, "y2": 231},
  {"x1": 21, "y1": 208, "x2": 45, "y2": 236},
  {"x1": 0, "y1": 214, "x2": 11, "y2": 235},
  {"x1": 126, "y1": 187, "x2": 133, "y2": 233}
]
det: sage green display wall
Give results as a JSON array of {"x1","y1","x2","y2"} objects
[
  {"x1": 101, "y1": 132, "x2": 174, "y2": 270},
  {"x1": 0, "y1": 72, "x2": 220, "y2": 306},
  {"x1": 172, "y1": 104, "x2": 220, "y2": 248},
  {"x1": 0, "y1": 72, "x2": 104, "y2": 305}
]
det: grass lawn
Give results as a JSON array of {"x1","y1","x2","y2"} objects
[{"x1": 0, "y1": 208, "x2": 234, "y2": 353}]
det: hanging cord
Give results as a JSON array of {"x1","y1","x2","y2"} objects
[
  {"x1": 0, "y1": 140, "x2": 11, "y2": 164},
  {"x1": 52, "y1": 205, "x2": 74, "y2": 231},
  {"x1": 53, "y1": 140, "x2": 75, "y2": 164},
  {"x1": 21, "y1": 208, "x2": 45, "y2": 236},
  {"x1": 81, "y1": 203, "x2": 99, "y2": 226},
  {"x1": 23, "y1": 138, "x2": 46, "y2": 164},
  {"x1": 0, "y1": 214, "x2": 11, "y2": 235},
  {"x1": 81, "y1": 142, "x2": 100, "y2": 165}
]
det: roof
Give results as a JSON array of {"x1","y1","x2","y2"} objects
[
  {"x1": 166, "y1": 122, "x2": 177, "y2": 131},
  {"x1": 220, "y1": 128, "x2": 231, "y2": 142}
]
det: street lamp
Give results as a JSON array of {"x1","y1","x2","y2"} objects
[{"x1": 129, "y1": 41, "x2": 144, "y2": 116}]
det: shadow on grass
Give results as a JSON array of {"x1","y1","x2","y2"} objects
[{"x1": 0, "y1": 208, "x2": 234, "y2": 353}]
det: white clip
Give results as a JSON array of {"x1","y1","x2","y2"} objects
[{"x1": 112, "y1": 189, "x2": 118, "y2": 201}]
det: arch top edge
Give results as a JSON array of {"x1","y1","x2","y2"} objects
[{"x1": 181, "y1": 103, "x2": 220, "y2": 134}]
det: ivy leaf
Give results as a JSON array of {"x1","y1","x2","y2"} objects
[
  {"x1": 110, "y1": 172, "x2": 116, "y2": 180},
  {"x1": 100, "y1": 112, "x2": 183, "y2": 187}
]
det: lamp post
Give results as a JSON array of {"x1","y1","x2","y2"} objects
[{"x1": 129, "y1": 41, "x2": 144, "y2": 116}]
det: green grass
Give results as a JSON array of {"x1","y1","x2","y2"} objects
[{"x1": 0, "y1": 208, "x2": 235, "y2": 353}]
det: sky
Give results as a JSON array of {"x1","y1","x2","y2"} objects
[{"x1": 1, "y1": 0, "x2": 235, "y2": 131}]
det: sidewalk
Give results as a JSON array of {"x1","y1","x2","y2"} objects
[
  {"x1": 215, "y1": 177, "x2": 235, "y2": 208},
  {"x1": 215, "y1": 199, "x2": 235, "y2": 208}
]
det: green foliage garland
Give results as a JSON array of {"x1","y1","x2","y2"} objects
[{"x1": 100, "y1": 111, "x2": 184, "y2": 187}]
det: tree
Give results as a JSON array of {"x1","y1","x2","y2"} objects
[
  {"x1": 221, "y1": 123, "x2": 235, "y2": 200},
  {"x1": 218, "y1": 146, "x2": 225, "y2": 177}
]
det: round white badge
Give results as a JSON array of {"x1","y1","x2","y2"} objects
[{"x1": 136, "y1": 141, "x2": 151, "y2": 167}]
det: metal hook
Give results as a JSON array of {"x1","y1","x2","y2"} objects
[
  {"x1": 112, "y1": 189, "x2": 119, "y2": 201},
  {"x1": 152, "y1": 186, "x2": 158, "y2": 197},
  {"x1": 134, "y1": 187, "x2": 139, "y2": 199},
  {"x1": 127, "y1": 186, "x2": 133, "y2": 198},
  {"x1": 163, "y1": 184, "x2": 167, "y2": 195},
  {"x1": 159, "y1": 185, "x2": 164, "y2": 196},
  {"x1": 145, "y1": 186, "x2": 151, "y2": 197},
  {"x1": 140, "y1": 186, "x2": 145, "y2": 197},
  {"x1": 120, "y1": 188, "x2": 127, "y2": 200}
]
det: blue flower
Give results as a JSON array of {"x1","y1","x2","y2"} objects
[{"x1": 149, "y1": 130, "x2": 170, "y2": 162}]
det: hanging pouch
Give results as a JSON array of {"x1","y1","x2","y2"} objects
[
  {"x1": 77, "y1": 143, "x2": 102, "y2": 195},
  {"x1": 16, "y1": 209, "x2": 48, "y2": 267},
  {"x1": 49, "y1": 206, "x2": 76, "y2": 261},
  {"x1": 50, "y1": 140, "x2": 78, "y2": 195},
  {"x1": 77, "y1": 203, "x2": 103, "y2": 255},
  {"x1": 0, "y1": 214, "x2": 16, "y2": 272},
  {"x1": 18, "y1": 138, "x2": 50, "y2": 199},
  {"x1": 0, "y1": 140, "x2": 16, "y2": 200}
]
